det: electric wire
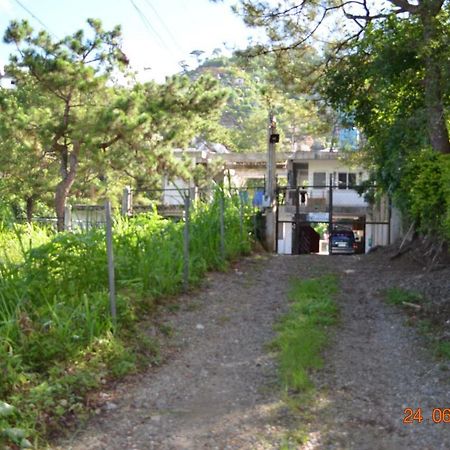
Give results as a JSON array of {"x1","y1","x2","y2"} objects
[
  {"x1": 141, "y1": 0, "x2": 183, "y2": 51},
  {"x1": 12, "y1": 0, "x2": 58, "y2": 38},
  {"x1": 128, "y1": 0, "x2": 174, "y2": 54}
]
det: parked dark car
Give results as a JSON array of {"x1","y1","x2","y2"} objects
[{"x1": 331, "y1": 229, "x2": 356, "y2": 254}]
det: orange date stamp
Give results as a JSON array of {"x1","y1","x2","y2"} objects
[{"x1": 403, "y1": 408, "x2": 450, "y2": 424}]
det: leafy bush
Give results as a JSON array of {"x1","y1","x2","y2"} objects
[
  {"x1": 397, "y1": 149, "x2": 450, "y2": 239},
  {"x1": 0, "y1": 401, "x2": 32, "y2": 449},
  {"x1": 0, "y1": 222, "x2": 53, "y2": 265}
]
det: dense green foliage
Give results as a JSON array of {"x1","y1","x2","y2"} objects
[
  {"x1": 230, "y1": 0, "x2": 450, "y2": 240},
  {"x1": 322, "y1": 14, "x2": 450, "y2": 239},
  {"x1": 0, "y1": 19, "x2": 227, "y2": 226},
  {"x1": 398, "y1": 151, "x2": 450, "y2": 238},
  {"x1": 0, "y1": 193, "x2": 254, "y2": 447}
]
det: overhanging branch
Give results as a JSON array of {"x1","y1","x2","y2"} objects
[{"x1": 389, "y1": 0, "x2": 420, "y2": 13}]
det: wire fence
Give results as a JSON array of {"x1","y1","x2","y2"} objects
[
  {"x1": 2, "y1": 187, "x2": 262, "y2": 324},
  {"x1": 11, "y1": 186, "x2": 267, "y2": 232}
]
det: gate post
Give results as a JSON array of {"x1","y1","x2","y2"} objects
[
  {"x1": 328, "y1": 174, "x2": 333, "y2": 255},
  {"x1": 121, "y1": 186, "x2": 132, "y2": 216},
  {"x1": 183, "y1": 194, "x2": 190, "y2": 291},
  {"x1": 275, "y1": 187, "x2": 279, "y2": 253},
  {"x1": 219, "y1": 193, "x2": 225, "y2": 260},
  {"x1": 292, "y1": 186, "x2": 300, "y2": 254},
  {"x1": 239, "y1": 191, "x2": 244, "y2": 252},
  {"x1": 105, "y1": 199, "x2": 117, "y2": 325}
]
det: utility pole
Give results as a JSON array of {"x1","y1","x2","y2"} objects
[
  {"x1": 266, "y1": 111, "x2": 278, "y2": 204},
  {"x1": 328, "y1": 173, "x2": 333, "y2": 255},
  {"x1": 265, "y1": 110, "x2": 279, "y2": 252}
]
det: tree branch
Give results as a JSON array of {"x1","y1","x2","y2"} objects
[
  {"x1": 263, "y1": 1, "x2": 308, "y2": 21},
  {"x1": 343, "y1": 11, "x2": 393, "y2": 21},
  {"x1": 99, "y1": 133, "x2": 123, "y2": 150},
  {"x1": 389, "y1": 0, "x2": 419, "y2": 13}
]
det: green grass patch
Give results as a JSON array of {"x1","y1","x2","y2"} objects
[
  {"x1": 273, "y1": 274, "x2": 339, "y2": 394},
  {"x1": 385, "y1": 287, "x2": 424, "y2": 306},
  {"x1": 436, "y1": 341, "x2": 450, "y2": 359},
  {"x1": 271, "y1": 275, "x2": 339, "y2": 448}
]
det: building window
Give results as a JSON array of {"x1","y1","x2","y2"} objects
[
  {"x1": 348, "y1": 173, "x2": 356, "y2": 188},
  {"x1": 337, "y1": 172, "x2": 357, "y2": 189},
  {"x1": 338, "y1": 172, "x2": 347, "y2": 189},
  {"x1": 277, "y1": 222, "x2": 285, "y2": 239},
  {"x1": 294, "y1": 163, "x2": 309, "y2": 187},
  {"x1": 313, "y1": 172, "x2": 326, "y2": 188}
]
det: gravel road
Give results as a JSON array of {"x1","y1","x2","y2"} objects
[{"x1": 53, "y1": 252, "x2": 450, "y2": 450}]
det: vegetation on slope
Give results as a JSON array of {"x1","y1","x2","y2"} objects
[
  {"x1": 188, "y1": 51, "x2": 335, "y2": 153},
  {"x1": 0, "y1": 193, "x2": 254, "y2": 448}
]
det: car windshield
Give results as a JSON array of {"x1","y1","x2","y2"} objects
[{"x1": 332, "y1": 232, "x2": 354, "y2": 243}]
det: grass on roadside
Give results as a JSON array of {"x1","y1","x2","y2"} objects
[
  {"x1": 385, "y1": 287, "x2": 424, "y2": 306},
  {"x1": 384, "y1": 287, "x2": 450, "y2": 361},
  {"x1": 271, "y1": 274, "x2": 339, "y2": 448},
  {"x1": 0, "y1": 192, "x2": 256, "y2": 448}
]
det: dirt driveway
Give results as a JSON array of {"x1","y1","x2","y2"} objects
[{"x1": 54, "y1": 252, "x2": 450, "y2": 449}]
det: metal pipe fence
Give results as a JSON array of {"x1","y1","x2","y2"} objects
[{"x1": 5, "y1": 187, "x2": 261, "y2": 323}]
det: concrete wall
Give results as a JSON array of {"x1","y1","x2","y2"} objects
[
  {"x1": 333, "y1": 190, "x2": 367, "y2": 208},
  {"x1": 227, "y1": 167, "x2": 285, "y2": 187},
  {"x1": 277, "y1": 222, "x2": 293, "y2": 255},
  {"x1": 390, "y1": 206, "x2": 403, "y2": 243},
  {"x1": 163, "y1": 178, "x2": 190, "y2": 205},
  {"x1": 365, "y1": 195, "x2": 390, "y2": 251},
  {"x1": 70, "y1": 206, "x2": 106, "y2": 230}
]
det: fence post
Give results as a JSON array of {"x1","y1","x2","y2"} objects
[
  {"x1": 253, "y1": 208, "x2": 257, "y2": 242},
  {"x1": 64, "y1": 205, "x2": 72, "y2": 231},
  {"x1": 105, "y1": 199, "x2": 117, "y2": 325},
  {"x1": 239, "y1": 191, "x2": 244, "y2": 252},
  {"x1": 183, "y1": 194, "x2": 190, "y2": 291},
  {"x1": 220, "y1": 193, "x2": 225, "y2": 260},
  {"x1": 328, "y1": 174, "x2": 333, "y2": 255},
  {"x1": 121, "y1": 186, "x2": 132, "y2": 216}
]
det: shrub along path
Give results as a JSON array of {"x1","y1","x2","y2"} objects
[{"x1": 53, "y1": 252, "x2": 450, "y2": 449}]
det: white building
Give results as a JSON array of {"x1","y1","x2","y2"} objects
[
  {"x1": 160, "y1": 147, "x2": 400, "y2": 253},
  {"x1": 276, "y1": 150, "x2": 395, "y2": 254}
]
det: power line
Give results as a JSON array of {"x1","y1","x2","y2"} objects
[
  {"x1": 12, "y1": 0, "x2": 57, "y2": 38},
  {"x1": 128, "y1": 0, "x2": 173, "y2": 54},
  {"x1": 141, "y1": 0, "x2": 183, "y2": 51}
]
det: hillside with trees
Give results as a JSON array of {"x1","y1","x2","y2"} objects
[{"x1": 187, "y1": 50, "x2": 336, "y2": 153}]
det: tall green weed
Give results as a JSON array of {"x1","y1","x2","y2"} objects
[
  {"x1": 0, "y1": 222, "x2": 53, "y2": 265},
  {"x1": 0, "y1": 190, "x2": 255, "y2": 446}
]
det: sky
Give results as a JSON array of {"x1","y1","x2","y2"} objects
[{"x1": 0, "y1": 0, "x2": 260, "y2": 82}]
